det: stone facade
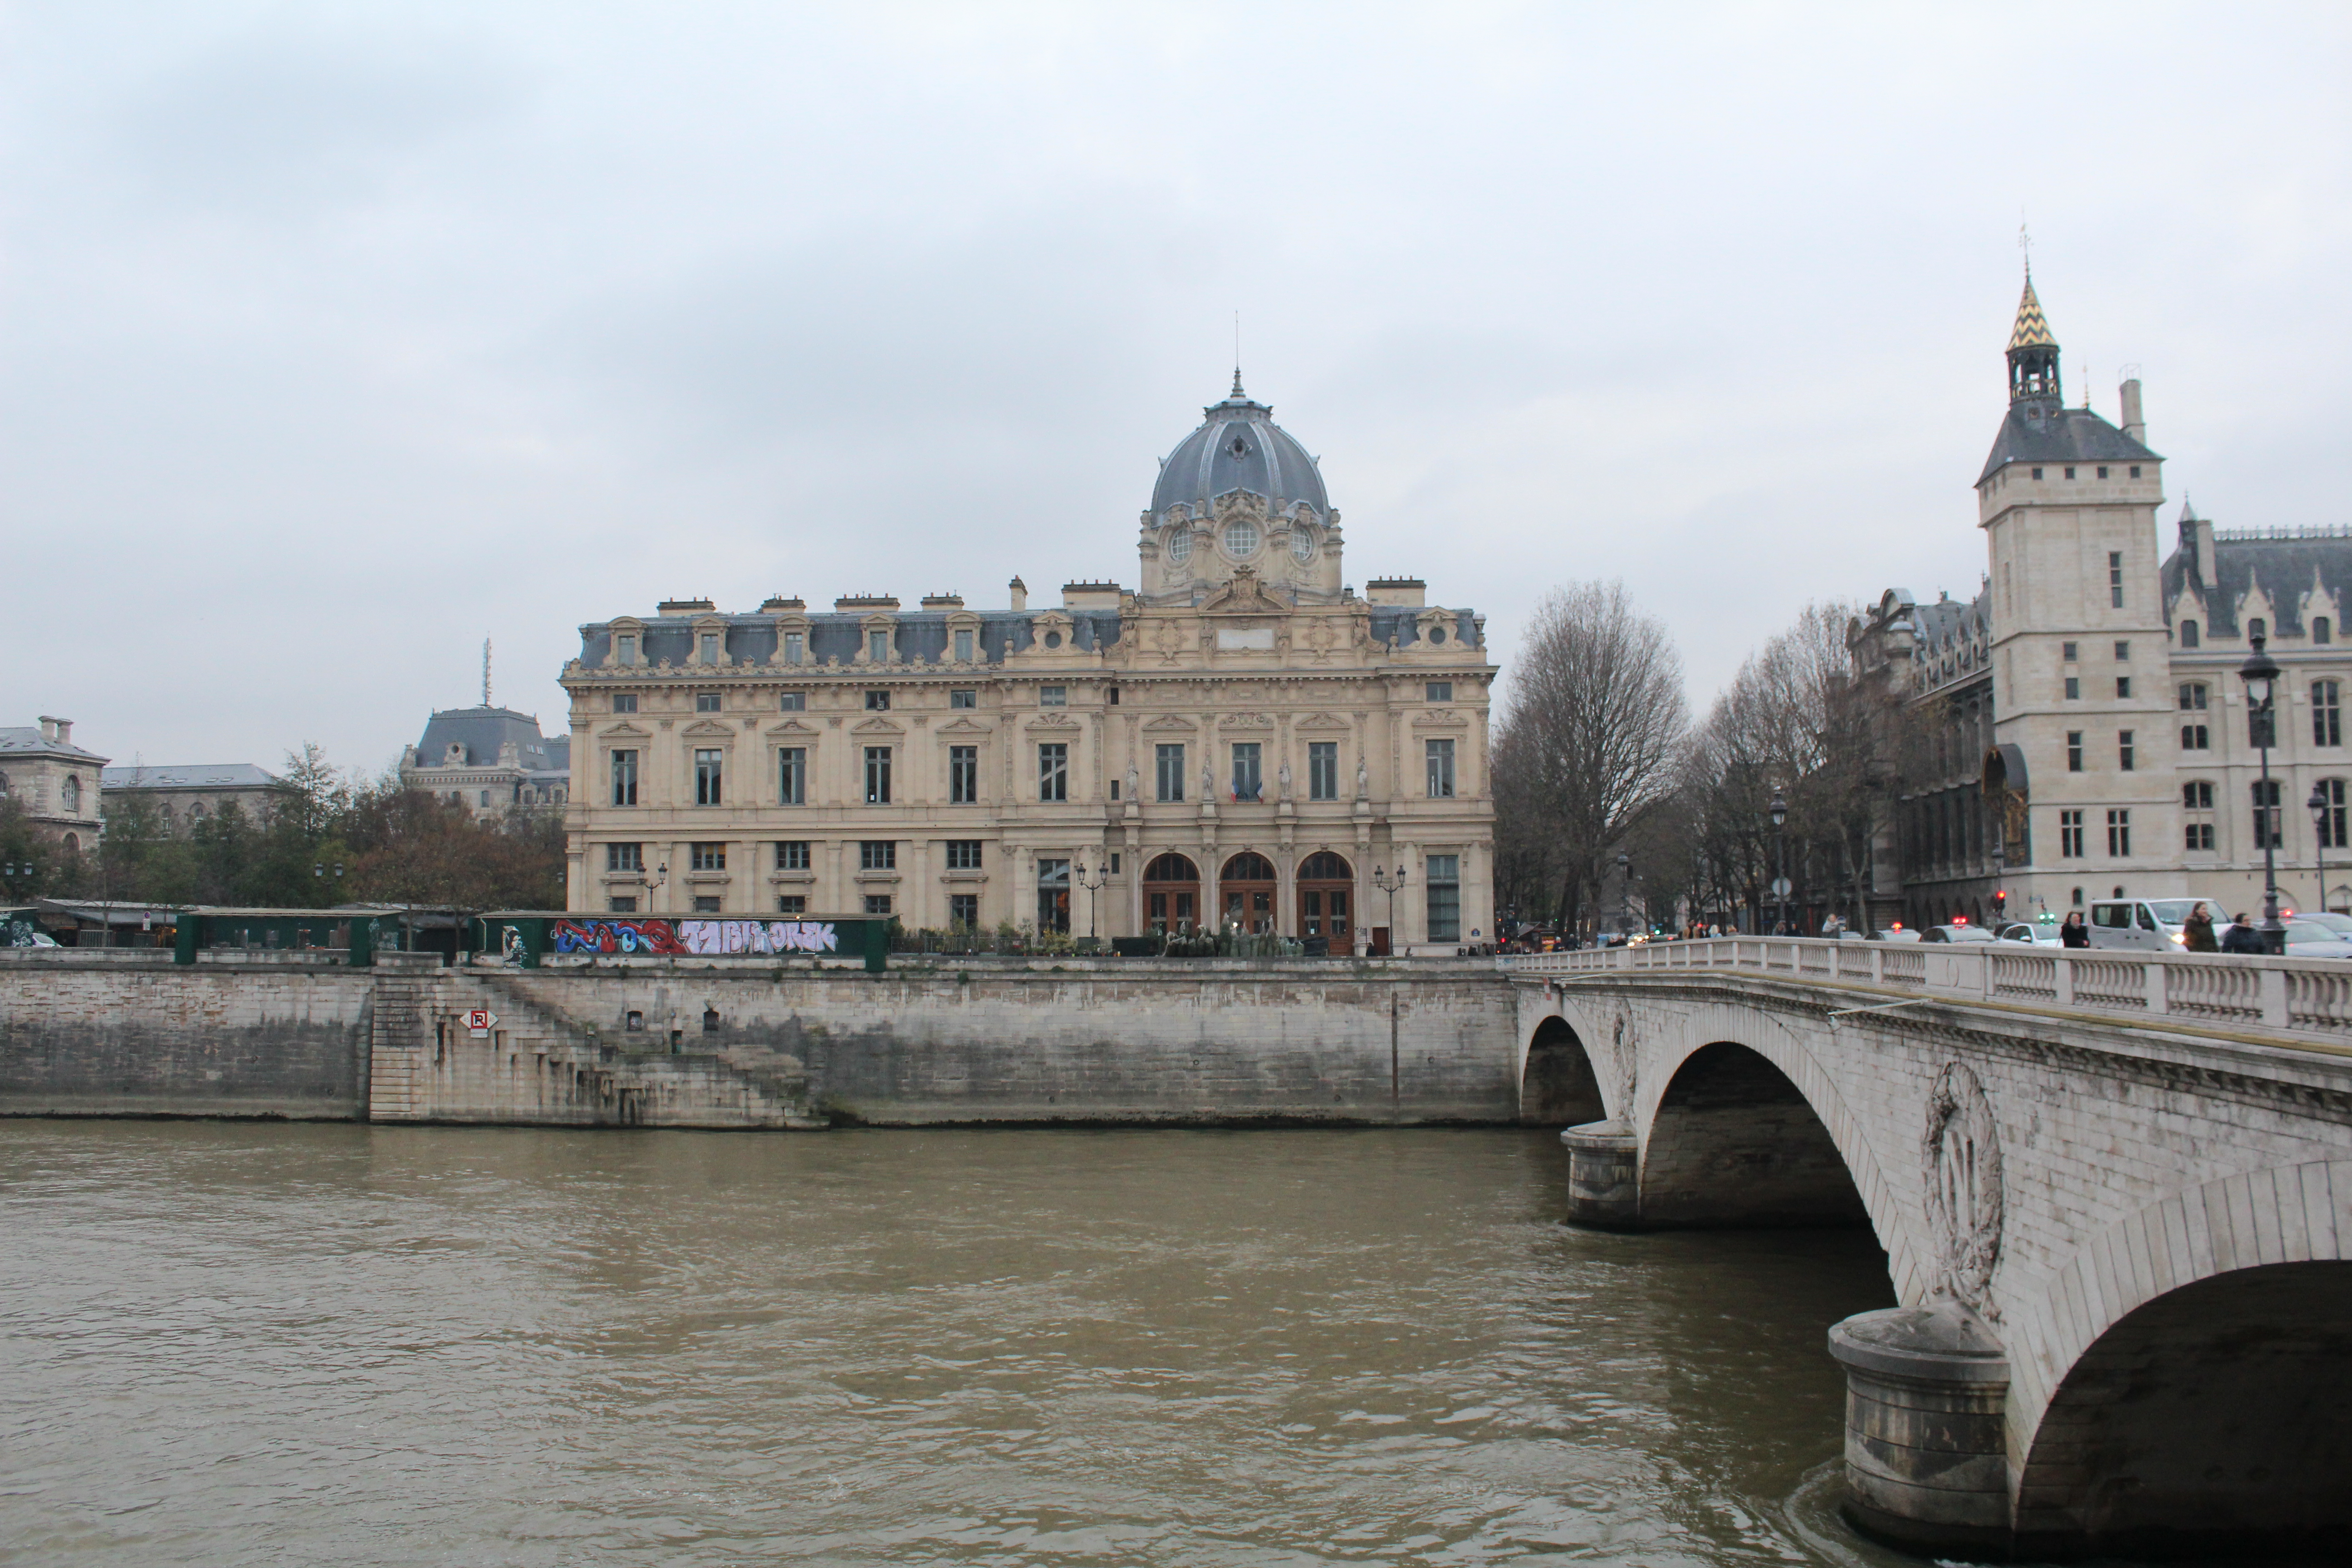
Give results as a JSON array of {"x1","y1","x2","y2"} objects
[
  {"x1": 1852, "y1": 274, "x2": 2352, "y2": 928},
  {"x1": 557, "y1": 381, "x2": 1496, "y2": 951},
  {"x1": 397, "y1": 706, "x2": 571, "y2": 819},
  {"x1": 0, "y1": 717, "x2": 108, "y2": 854},
  {"x1": 99, "y1": 762, "x2": 289, "y2": 834}
]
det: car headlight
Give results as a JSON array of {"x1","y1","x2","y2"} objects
[{"x1": 2170, "y1": 931, "x2": 2186, "y2": 944}]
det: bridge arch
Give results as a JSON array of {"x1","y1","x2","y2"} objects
[
  {"x1": 1519, "y1": 1014, "x2": 1605, "y2": 1127},
  {"x1": 2007, "y1": 1160, "x2": 2352, "y2": 1554}
]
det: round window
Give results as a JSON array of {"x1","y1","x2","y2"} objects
[
  {"x1": 1044, "y1": 630, "x2": 1063, "y2": 649},
  {"x1": 1223, "y1": 519, "x2": 1259, "y2": 557},
  {"x1": 1165, "y1": 528, "x2": 1192, "y2": 565},
  {"x1": 1290, "y1": 528, "x2": 1315, "y2": 564},
  {"x1": 1429, "y1": 625, "x2": 1447, "y2": 645}
]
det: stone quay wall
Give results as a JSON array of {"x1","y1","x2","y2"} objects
[{"x1": 0, "y1": 952, "x2": 1524, "y2": 1127}]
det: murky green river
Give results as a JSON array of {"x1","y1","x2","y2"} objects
[{"x1": 0, "y1": 1123, "x2": 1910, "y2": 1566}]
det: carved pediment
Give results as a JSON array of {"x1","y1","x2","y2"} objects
[
  {"x1": 937, "y1": 716, "x2": 993, "y2": 735},
  {"x1": 1294, "y1": 712, "x2": 1352, "y2": 732},
  {"x1": 1411, "y1": 708, "x2": 1469, "y2": 728},
  {"x1": 1141, "y1": 714, "x2": 1198, "y2": 732},
  {"x1": 764, "y1": 719, "x2": 820, "y2": 739},
  {"x1": 1025, "y1": 712, "x2": 1081, "y2": 731},
  {"x1": 851, "y1": 716, "x2": 904, "y2": 735},
  {"x1": 600, "y1": 722, "x2": 651, "y2": 740},
  {"x1": 1211, "y1": 488, "x2": 1269, "y2": 524},
  {"x1": 681, "y1": 719, "x2": 735, "y2": 739},
  {"x1": 1217, "y1": 712, "x2": 1275, "y2": 731},
  {"x1": 1199, "y1": 565, "x2": 1290, "y2": 616}
]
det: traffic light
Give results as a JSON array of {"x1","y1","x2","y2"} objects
[{"x1": 1994, "y1": 889, "x2": 2007, "y2": 916}]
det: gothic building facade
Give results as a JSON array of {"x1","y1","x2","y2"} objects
[
  {"x1": 1852, "y1": 276, "x2": 2352, "y2": 928},
  {"x1": 557, "y1": 379, "x2": 1495, "y2": 951}
]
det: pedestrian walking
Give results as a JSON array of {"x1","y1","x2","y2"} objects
[
  {"x1": 2221, "y1": 913, "x2": 2264, "y2": 954},
  {"x1": 2060, "y1": 911, "x2": 2090, "y2": 948},
  {"x1": 2182, "y1": 902, "x2": 2218, "y2": 953}
]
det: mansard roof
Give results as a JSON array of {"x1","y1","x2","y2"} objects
[
  {"x1": 101, "y1": 764, "x2": 282, "y2": 791},
  {"x1": 1978, "y1": 402, "x2": 2158, "y2": 485},
  {"x1": 2162, "y1": 516, "x2": 2352, "y2": 640},
  {"x1": 0, "y1": 725, "x2": 106, "y2": 763},
  {"x1": 412, "y1": 706, "x2": 566, "y2": 771}
]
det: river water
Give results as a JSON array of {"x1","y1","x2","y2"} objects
[{"x1": 0, "y1": 1123, "x2": 1909, "y2": 1567}]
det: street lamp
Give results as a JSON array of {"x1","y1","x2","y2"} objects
[
  {"x1": 2241, "y1": 633, "x2": 2287, "y2": 955},
  {"x1": 1371, "y1": 862, "x2": 1409, "y2": 955},
  {"x1": 1616, "y1": 852, "x2": 1632, "y2": 940},
  {"x1": 1072, "y1": 858, "x2": 1109, "y2": 941},
  {"x1": 2312, "y1": 782, "x2": 2337, "y2": 915},
  {"x1": 1769, "y1": 789, "x2": 1790, "y2": 936}
]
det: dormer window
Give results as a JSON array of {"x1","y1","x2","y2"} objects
[
  {"x1": 2180, "y1": 621, "x2": 2200, "y2": 648},
  {"x1": 783, "y1": 632, "x2": 804, "y2": 665},
  {"x1": 616, "y1": 634, "x2": 637, "y2": 665},
  {"x1": 869, "y1": 630, "x2": 890, "y2": 662},
  {"x1": 699, "y1": 633, "x2": 719, "y2": 664},
  {"x1": 2319, "y1": 617, "x2": 2334, "y2": 645},
  {"x1": 955, "y1": 628, "x2": 975, "y2": 662},
  {"x1": 2252, "y1": 617, "x2": 2269, "y2": 640}
]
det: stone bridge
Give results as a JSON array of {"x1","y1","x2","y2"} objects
[{"x1": 1502, "y1": 936, "x2": 2352, "y2": 1558}]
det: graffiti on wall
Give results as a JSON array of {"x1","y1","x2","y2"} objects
[{"x1": 550, "y1": 917, "x2": 841, "y2": 957}]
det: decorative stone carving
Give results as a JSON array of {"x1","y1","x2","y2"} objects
[{"x1": 1922, "y1": 1061, "x2": 2004, "y2": 1310}]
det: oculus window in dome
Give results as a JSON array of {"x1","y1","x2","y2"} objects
[
  {"x1": 1290, "y1": 529, "x2": 1315, "y2": 564},
  {"x1": 1223, "y1": 519, "x2": 1260, "y2": 558},
  {"x1": 1165, "y1": 528, "x2": 1192, "y2": 565}
]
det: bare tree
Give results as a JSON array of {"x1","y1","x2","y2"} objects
[{"x1": 1492, "y1": 581, "x2": 1688, "y2": 940}]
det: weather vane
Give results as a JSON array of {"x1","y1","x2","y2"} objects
[{"x1": 2019, "y1": 216, "x2": 2032, "y2": 277}]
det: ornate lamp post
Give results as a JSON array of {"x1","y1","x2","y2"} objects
[
  {"x1": 2241, "y1": 633, "x2": 2287, "y2": 955},
  {"x1": 2311, "y1": 782, "x2": 2336, "y2": 915},
  {"x1": 1769, "y1": 789, "x2": 1790, "y2": 936},
  {"x1": 1616, "y1": 852, "x2": 1632, "y2": 939},
  {"x1": 1371, "y1": 862, "x2": 1408, "y2": 955},
  {"x1": 1072, "y1": 858, "x2": 1110, "y2": 941},
  {"x1": 1, "y1": 860, "x2": 35, "y2": 899}
]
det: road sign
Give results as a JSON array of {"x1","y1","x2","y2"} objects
[
  {"x1": 465, "y1": 1008, "x2": 498, "y2": 1036},
  {"x1": 1769, "y1": 877, "x2": 1793, "y2": 899}
]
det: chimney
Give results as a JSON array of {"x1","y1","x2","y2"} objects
[
  {"x1": 37, "y1": 716, "x2": 68, "y2": 746},
  {"x1": 1009, "y1": 575, "x2": 1028, "y2": 612},
  {"x1": 2120, "y1": 378, "x2": 2146, "y2": 445}
]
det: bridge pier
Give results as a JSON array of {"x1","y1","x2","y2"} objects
[
  {"x1": 1558, "y1": 1120, "x2": 1640, "y2": 1227},
  {"x1": 1827, "y1": 1302, "x2": 2011, "y2": 1554}
]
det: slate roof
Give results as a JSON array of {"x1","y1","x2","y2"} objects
[
  {"x1": 1977, "y1": 402, "x2": 2158, "y2": 485},
  {"x1": 1149, "y1": 379, "x2": 1328, "y2": 520},
  {"x1": 0, "y1": 726, "x2": 106, "y2": 762},
  {"x1": 412, "y1": 707, "x2": 566, "y2": 771},
  {"x1": 2162, "y1": 509, "x2": 2352, "y2": 640},
  {"x1": 101, "y1": 764, "x2": 282, "y2": 791}
]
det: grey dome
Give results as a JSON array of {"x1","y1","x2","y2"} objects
[{"x1": 1150, "y1": 377, "x2": 1328, "y2": 519}]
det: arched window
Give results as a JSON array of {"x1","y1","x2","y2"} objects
[
  {"x1": 1221, "y1": 853, "x2": 1278, "y2": 932},
  {"x1": 1297, "y1": 851, "x2": 1354, "y2": 943},
  {"x1": 1143, "y1": 853, "x2": 1198, "y2": 882},
  {"x1": 1221, "y1": 852, "x2": 1275, "y2": 882},
  {"x1": 61, "y1": 776, "x2": 79, "y2": 812},
  {"x1": 1142, "y1": 853, "x2": 1199, "y2": 933},
  {"x1": 1298, "y1": 851, "x2": 1352, "y2": 880},
  {"x1": 2180, "y1": 619, "x2": 2200, "y2": 648}
]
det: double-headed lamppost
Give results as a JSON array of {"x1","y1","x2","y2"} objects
[
  {"x1": 1072, "y1": 857, "x2": 1110, "y2": 941},
  {"x1": 1769, "y1": 789, "x2": 1790, "y2": 936},
  {"x1": 2312, "y1": 782, "x2": 2339, "y2": 915},
  {"x1": 1371, "y1": 862, "x2": 1408, "y2": 955},
  {"x1": 2241, "y1": 633, "x2": 2288, "y2": 955}
]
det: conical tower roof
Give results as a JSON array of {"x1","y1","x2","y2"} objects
[{"x1": 2009, "y1": 275, "x2": 2055, "y2": 350}]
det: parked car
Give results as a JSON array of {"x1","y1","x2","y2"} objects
[
  {"x1": 1872, "y1": 928, "x2": 1923, "y2": 943},
  {"x1": 2085, "y1": 897, "x2": 2234, "y2": 951},
  {"x1": 2291, "y1": 911, "x2": 2352, "y2": 940},
  {"x1": 1921, "y1": 924, "x2": 1996, "y2": 943},
  {"x1": 1995, "y1": 921, "x2": 2059, "y2": 946},
  {"x1": 2283, "y1": 918, "x2": 2352, "y2": 959}
]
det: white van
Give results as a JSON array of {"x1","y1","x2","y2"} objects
[{"x1": 2086, "y1": 897, "x2": 2232, "y2": 951}]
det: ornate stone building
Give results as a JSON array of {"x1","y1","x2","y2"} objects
[
  {"x1": 398, "y1": 707, "x2": 571, "y2": 818},
  {"x1": 0, "y1": 717, "x2": 108, "y2": 854},
  {"x1": 1852, "y1": 274, "x2": 2352, "y2": 927},
  {"x1": 557, "y1": 379, "x2": 1495, "y2": 951}
]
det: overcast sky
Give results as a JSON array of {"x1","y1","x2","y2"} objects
[{"x1": 7, "y1": 2, "x2": 2348, "y2": 778}]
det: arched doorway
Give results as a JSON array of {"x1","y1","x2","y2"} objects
[
  {"x1": 1639, "y1": 1042, "x2": 1868, "y2": 1227},
  {"x1": 1296, "y1": 850, "x2": 1353, "y2": 945},
  {"x1": 1142, "y1": 853, "x2": 1200, "y2": 933},
  {"x1": 1221, "y1": 852, "x2": 1276, "y2": 932},
  {"x1": 1521, "y1": 1016, "x2": 1603, "y2": 1126}
]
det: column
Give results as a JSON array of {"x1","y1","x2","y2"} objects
[{"x1": 1826, "y1": 1304, "x2": 2012, "y2": 1553}]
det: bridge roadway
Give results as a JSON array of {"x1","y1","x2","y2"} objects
[{"x1": 1500, "y1": 936, "x2": 2352, "y2": 1558}]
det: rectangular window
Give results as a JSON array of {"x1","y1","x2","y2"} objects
[
  {"x1": 693, "y1": 895, "x2": 722, "y2": 913},
  {"x1": 941, "y1": 744, "x2": 975, "y2": 804},
  {"x1": 2318, "y1": 617, "x2": 2335, "y2": 645},
  {"x1": 1426, "y1": 738, "x2": 1456, "y2": 798},
  {"x1": 779, "y1": 691, "x2": 805, "y2": 711},
  {"x1": 617, "y1": 633, "x2": 637, "y2": 665},
  {"x1": 1309, "y1": 741, "x2": 1339, "y2": 800},
  {"x1": 777, "y1": 747, "x2": 805, "y2": 805},
  {"x1": 2059, "y1": 809, "x2": 2085, "y2": 858},
  {"x1": 612, "y1": 693, "x2": 637, "y2": 714},
  {"x1": 868, "y1": 630, "x2": 890, "y2": 663},
  {"x1": 2321, "y1": 779, "x2": 2348, "y2": 849},
  {"x1": 690, "y1": 842, "x2": 725, "y2": 872},
  {"x1": 2180, "y1": 682, "x2": 2207, "y2": 710},
  {"x1": 1107, "y1": 689, "x2": 1119, "y2": 706},
  {"x1": 949, "y1": 892, "x2": 980, "y2": 926},
  {"x1": 695, "y1": 748, "x2": 724, "y2": 805},
  {"x1": 2065, "y1": 676, "x2": 2081, "y2": 700},
  {"x1": 864, "y1": 746, "x2": 892, "y2": 804},
  {"x1": 2097, "y1": 466, "x2": 2109, "y2": 479},
  {"x1": 2184, "y1": 780, "x2": 2214, "y2": 810},
  {"x1": 2067, "y1": 731, "x2": 2083, "y2": 773},
  {"x1": 2114, "y1": 640, "x2": 2130, "y2": 661},
  {"x1": 946, "y1": 840, "x2": 983, "y2": 869},
  {"x1": 865, "y1": 690, "x2": 890, "y2": 711},
  {"x1": 783, "y1": 632, "x2": 804, "y2": 665},
  {"x1": 2119, "y1": 730, "x2": 2135, "y2": 771},
  {"x1": 954, "y1": 629, "x2": 975, "y2": 663},
  {"x1": 2116, "y1": 677, "x2": 2132, "y2": 699},
  {"x1": 1110, "y1": 853, "x2": 1121, "y2": 874},
  {"x1": 1039, "y1": 742, "x2": 1068, "y2": 801},
  {"x1": 608, "y1": 896, "x2": 638, "y2": 913},
  {"x1": 2185, "y1": 823, "x2": 2215, "y2": 851},
  {"x1": 2252, "y1": 617, "x2": 2269, "y2": 640},
  {"x1": 2317, "y1": 681, "x2": 2342, "y2": 747},
  {"x1": 1426, "y1": 854, "x2": 1461, "y2": 942},
  {"x1": 696, "y1": 691, "x2": 721, "y2": 713},
  {"x1": 860, "y1": 840, "x2": 896, "y2": 871},
  {"x1": 2182, "y1": 721, "x2": 2210, "y2": 750},
  {"x1": 2062, "y1": 641, "x2": 2078, "y2": 662},
  {"x1": 1040, "y1": 685, "x2": 1067, "y2": 707},
  {"x1": 775, "y1": 840, "x2": 810, "y2": 871},
  {"x1": 606, "y1": 842, "x2": 643, "y2": 873},
  {"x1": 1231, "y1": 742, "x2": 1262, "y2": 802},
  {"x1": 1156, "y1": 743, "x2": 1186, "y2": 802},
  {"x1": 776, "y1": 894, "x2": 806, "y2": 915},
  {"x1": 1425, "y1": 681, "x2": 1453, "y2": 702},
  {"x1": 2107, "y1": 809, "x2": 2132, "y2": 858},
  {"x1": 2182, "y1": 620, "x2": 2201, "y2": 647},
  {"x1": 1110, "y1": 779, "x2": 1120, "y2": 800},
  {"x1": 2252, "y1": 780, "x2": 2283, "y2": 848},
  {"x1": 611, "y1": 749, "x2": 639, "y2": 807},
  {"x1": 2110, "y1": 552, "x2": 2125, "y2": 608},
  {"x1": 950, "y1": 688, "x2": 976, "y2": 709},
  {"x1": 865, "y1": 894, "x2": 892, "y2": 916},
  {"x1": 699, "y1": 633, "x2": 720, "y2": 665},
  {"x1": 1037, "y1": 857, "x2": 1071, "y2": 935}
]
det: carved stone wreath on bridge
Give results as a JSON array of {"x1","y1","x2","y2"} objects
[{"x1": 1921, "y1": 1060, "x2": 2005, "y2": 1312}]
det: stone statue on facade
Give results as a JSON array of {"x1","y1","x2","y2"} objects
[
  {"x1": 1356, "y1": 755, "x2": 1370, "y2": 798},
  {"x1": 1278, "y1": 759, "x2": 1292, "y2": 799},
  {"x1": 1126, "y1": 763, "x2": 1139, "y2": 803},
  {"x1": 1203, "y1": 760, "x2": 1215, "y2": 801}
]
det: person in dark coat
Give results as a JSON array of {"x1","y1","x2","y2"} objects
[
  {"x1": 2060, "y1": 911, "x2": 2090, "y2": 948},
  {"x1": 2182, "y1": 902, "x2": 2218, "y2": 953},
  {"x1": 2221, "y1": 914, "x2": 2264, "y2": 954}
]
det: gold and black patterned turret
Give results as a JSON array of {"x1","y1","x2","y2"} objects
[{"x1": 2007, "y1": 273, "x2": 2061, "y2": 406}]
